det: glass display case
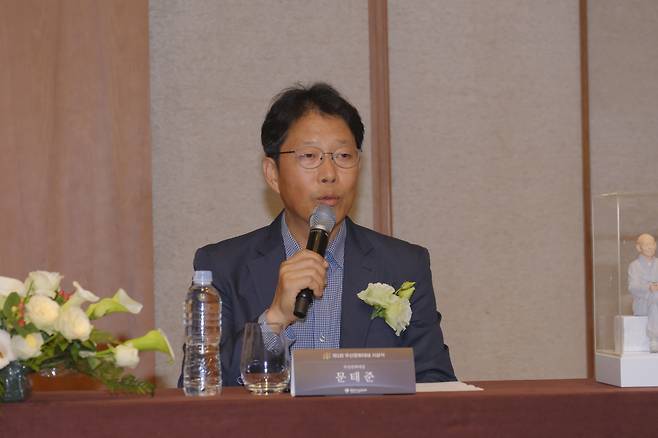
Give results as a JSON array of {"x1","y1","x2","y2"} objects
[{"x1": 593, "y1": 192, "x2": 658, "y2": 386}]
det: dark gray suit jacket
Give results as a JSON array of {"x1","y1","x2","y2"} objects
[{"x1": 189, "y1": 214, "x2": 456, "y2": 386}]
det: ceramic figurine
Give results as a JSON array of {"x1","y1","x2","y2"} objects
[{"x1": 628, "y1": 234, "x2": 658, "y2": 352}]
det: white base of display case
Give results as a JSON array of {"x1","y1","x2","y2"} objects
[
  {"x1": 596, "y1": 351, "x2": 658, "y2": 387},
  {"x1": 614, "y1": 315, "x2": 650, "y2": 353}
]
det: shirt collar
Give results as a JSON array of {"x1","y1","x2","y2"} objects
[
  {"x1": 638, "y1": 256, "x2": 656, "y2": 268},
  {"x1": 281, "y1": 212, "x2": 346, "y2": 269}
]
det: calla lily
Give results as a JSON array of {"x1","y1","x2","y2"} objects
[
  {"x1": 0, "y1": 276, "x2": 26, "y2": 298},
  {"x1": 113, "y1": 289, "x2": 143, "y2": 314},
  {"x1": 86, "y1": 288, "x2": 143, "y2": 320},
  {"x1": 63, "y1": 281, "x2": 100, "y2": 309},
  {"x1": 125, "y1": 329, "x2": 175, "y2": 362}
]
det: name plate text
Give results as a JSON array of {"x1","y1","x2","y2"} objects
[{"x1": 290, "y1": 348, "x2": 415, "y2": 396}]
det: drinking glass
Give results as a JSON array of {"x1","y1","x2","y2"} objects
[{"x1": 240, "y1": 322, "x2": 290, "y2": 394}]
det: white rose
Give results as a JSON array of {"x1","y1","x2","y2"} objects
[
  {"x1": 0, "y1": 329, "x2": 16, "y2": 369},
  {"x1": 384, "y1": 296, "x2": 412, "y2": 336},
  {"x1": 55, "y1": 306, "x2": 93, "y2": 341},
  {"x1": 25, "y1": 295, "x2": 60, "y2": 332},
  {"x1": 27, "y1": 271, "x2": 63, "y2": 298},
  {"x1": 0, "y1": 275, "x2": 26, "y2": 298},
  {"x1": 357, "y1": 282, "x2": 397, "y2": 307},
  {"x1": 65, "y1": 281, "x2": 100, "y2": 308},
  {"x1": 114, "y1": 343, "x2": 140, "y2": 369},
  {"x1": 10, "y1": 333, "x2": 44, "y2": 360}
]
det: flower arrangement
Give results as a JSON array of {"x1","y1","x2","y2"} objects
[
  {"x1": 0, "y1": 271, "x2": 174, "y2": 399},
  {"x1": 357, "y1": 281, "x2": 416, "y2": 336}
]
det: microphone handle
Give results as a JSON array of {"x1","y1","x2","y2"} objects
[
  {"x1": 293, "y1": 288, "x2": 314, "y2": 319},
  {"x1": 293, "y1": 228, "x2": 329, "y2": 319},
  {"x1": 306, "y1": 228, "x2": 329, "y2": 254}
]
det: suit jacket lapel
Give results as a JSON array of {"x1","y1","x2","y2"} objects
[
  {"x1": 340, "y1": 217, "x2": 377, "y2": 347},
  {"x1": 242, "y1": 214, "x2": 377, "y2": 342},
  {"x1": 244, "y1": 213, "x2": 285, "y2": 314}
]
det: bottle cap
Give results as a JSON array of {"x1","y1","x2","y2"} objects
[{"x1": 193, "y1": 270, "x2": 213, "y2": 285}]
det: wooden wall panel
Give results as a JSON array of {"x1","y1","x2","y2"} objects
[
  {"x1": 0, "y1": 0, "x2": 154, "y2": 378},
  {"x1": 368, "y1": 0, "x2": 393, "y2": 235}
]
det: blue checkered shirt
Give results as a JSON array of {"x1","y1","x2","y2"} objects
[{"x1": 281, "y1": 214, "x2": 345, "y2": 349}]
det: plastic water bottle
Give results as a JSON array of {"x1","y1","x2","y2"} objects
[{"x1": 183, "y1": 270, "x2": 222, "y2": 396}]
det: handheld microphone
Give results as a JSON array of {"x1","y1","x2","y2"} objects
[{"x1": 293, "y1": 204, "x2": 336, "y2": 319}]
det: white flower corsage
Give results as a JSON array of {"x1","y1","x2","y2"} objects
[{"x1": 356, "y1": 281, "x2": 415, "y2": 336}]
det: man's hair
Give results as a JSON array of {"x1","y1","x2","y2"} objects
[{"x1": 261, "y1": 82, "x2": 364, "y2": 159}]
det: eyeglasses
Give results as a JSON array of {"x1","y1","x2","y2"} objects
[{"x1": 277, "y1": 146, "x2": 360, "y2": 169}]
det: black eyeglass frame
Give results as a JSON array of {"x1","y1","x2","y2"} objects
[{"x1": 276, "y1": 148, "x2": 361, "y2": 169}]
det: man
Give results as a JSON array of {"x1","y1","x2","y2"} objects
[
  {"x1": 628, "y1": 233, "x2": 658, "y2": 352},
  {"x1": 192, "y1": 83, "x2": 455, "y2": 385}
]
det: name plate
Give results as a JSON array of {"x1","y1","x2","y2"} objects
[{"x1": 290, "y1": 348, "x2": 415, "y2": 396}]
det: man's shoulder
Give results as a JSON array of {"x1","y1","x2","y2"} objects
[
  {"x1": 198, "y1": 224, "x2": 273, "y2": 257},
  {"x1": 199, "y1": 225, "x2": 271, "y2": 252},
  {"x1": 347, "y1": 219, "x2": 428, "y2": 258},
  {"x1": 629, "y1": 257, "x2": 644, "y2": 269}
]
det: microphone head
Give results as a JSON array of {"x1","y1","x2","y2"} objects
[{"x1": 309, "y1": 204, "x2": 336, "y2": 233}]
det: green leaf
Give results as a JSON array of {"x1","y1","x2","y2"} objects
[
  {"x1": 396, "y1": 281, "x2": 416, "y2": 300},
  {"x1": 14, "y1": 322, "x2": 39, "y2": 337},
  {"x1": 3, "y1": 292, "x2": 20, "y2": 321},
  {"x1": 370, "y1": 306, "x2": 386, "y2": 320},
  {"x1": 53, "y1": 294, "x2": 66, "y2": 305},
  {"x1": 74, "y1": 356, "x2": 155, "y2": 396},
  {"x1": 22, "y1": 360, "x2": 41, "y2": 373},
  {"x1": 89, "y1": 329, "x2": 118, "y2": 345},
  {"x1": 70, "y1": 342, "x2": 82, "y2": 360},
  {"x1": 104, "y1": 375, "x2": 154, "y2": 396},
  {"x1": 80, "y1": 340, "x2": 96, "y2": 350},
  {"x1": 86, "y1": 356, "x2": 102, "y2": 370},
  {"x1": 55, "y1": 335, "x2": 70, "y2": 351}
]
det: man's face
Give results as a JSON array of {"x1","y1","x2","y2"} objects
[
  {"x1": 638, "y1": 235, "x2": 657, "y2": 258},
  {"x1": 263, "y1": 111, "x2": 359, "y2": 239}
]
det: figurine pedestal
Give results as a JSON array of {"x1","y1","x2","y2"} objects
[
  {"x1": 595, "y1": 351, "x2": 658, "y2": 387},
  {"x1": 614, "y1": 315, "x2": 650, "y2": 353}
]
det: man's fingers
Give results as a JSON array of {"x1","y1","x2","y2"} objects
[
  {"x1": 286, "y1": 249, "x2": 329, "y2": 267},
  {"x1": 281, "y1": 270, "x2": 326, "y2": 297}
]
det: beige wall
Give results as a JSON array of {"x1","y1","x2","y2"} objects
[
  {"x1": 150, "y1": 0, "x2": 372, "y2": 386},
  {"x1": 589, "y1": 1, "x2": 658, "y2": 195},
  {"x1": 150, "y1": 1, "x2": 658, "y2": 386},
  {"x1": 388, "y1": 1, "x2": 586, "y2": 380}
]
